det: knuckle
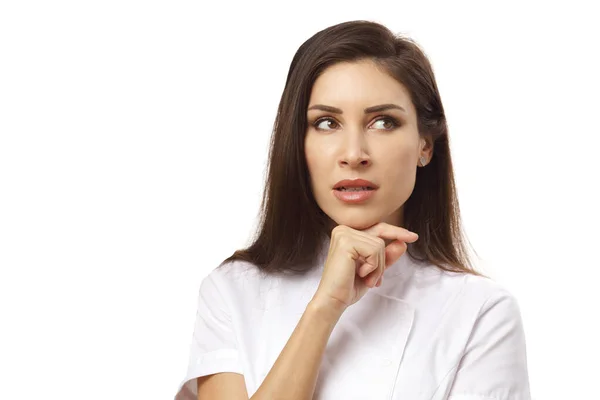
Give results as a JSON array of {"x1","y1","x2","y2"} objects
[
  {"x1": 331, "y1": 226, "x2": 341, "y2": 241},
  {"x1": 332, "y1": 224, "x2": 347, "y2": 237},
  {"x1": 337, "y1": 234, "x2": 351, "y2": 248}
]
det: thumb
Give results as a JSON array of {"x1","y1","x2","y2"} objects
[{"x1": 384, "y1": 240, "x2": 408, "y2": 267}]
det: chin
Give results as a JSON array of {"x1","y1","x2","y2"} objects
[{"x1": 330, "y1": 212, "x2": 382, "y2": 231}]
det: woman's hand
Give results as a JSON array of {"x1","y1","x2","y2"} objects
[{"x1": 312, "y1": 222, "x2": 419, "y2": 313}]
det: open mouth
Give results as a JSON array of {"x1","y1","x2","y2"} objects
[
  {"x1": 332, "y1": 187, "x2": 377, "y2": 204},
  {"x1": 334, "y1": 187, "x2": 375, "y2": 192}
]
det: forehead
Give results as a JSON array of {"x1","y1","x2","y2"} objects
[{"x1": 308, "y1": 60, "x2": 413, "y2": 111}]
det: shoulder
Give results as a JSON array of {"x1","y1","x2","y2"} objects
[
  {"x1": 417, "y1": 257, "x2": 517, "y2": 298},
  {"x1": 201, "y1": 259, "x2": 321, "y2": 313},
  {"x1": 400, "y1": 260, "x2": 523, "y2": 322},
  {"x1": 455, "y1": 270, "x2": 522, "y2": 315},
  {"x1": 458, "y1": 273, "x2": 524, "y2": 328},
  {"x1": 459, "y1": 271, "x2": 519, "y2": 306},
  {"x1": 438, "y1": 273, "x2": 531, "y2": 398},
  {"x1": 201, "y1": 259, "x2": 266, "y2": 300}
]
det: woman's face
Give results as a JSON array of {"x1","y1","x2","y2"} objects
[{"x1": 304, "y1": 60, "x2": 432, "y2": 231}]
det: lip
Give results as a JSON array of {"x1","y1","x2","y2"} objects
[
  {"x1": 333, "y1": 178, "x2": 379, "y2": 190},
  {"x1": 332, "y1": 188, "x2": 376, "y2": 204}
]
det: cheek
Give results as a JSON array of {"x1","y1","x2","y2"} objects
[
  {"x1": 381, "y1": 148, "x2": 416, "y2": 186},
  {"x1": 304, "y1": 147, "x2": 316, "y2": 177},
  {"x1": 305, "y1": 137, "x2": 331, "y2": 174},
  {"x1": 304, "y1": 140, "x2": 322, "y2": 186}
]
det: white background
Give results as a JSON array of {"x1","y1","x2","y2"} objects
[{"x1": 1, "y1": 1, "x2": 598, "y2": 399}]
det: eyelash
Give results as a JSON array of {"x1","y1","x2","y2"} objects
[{"x1": 311, "y1": 115, "x2": 401, "y2": 132}]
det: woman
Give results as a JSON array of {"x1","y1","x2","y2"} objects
[{"x1": 175, "y1": 20, "x2": 531, "y2": 400}]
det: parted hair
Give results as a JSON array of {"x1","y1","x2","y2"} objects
[{"x1": 219, "y1": 20, "x2": 482, "y2": 277}]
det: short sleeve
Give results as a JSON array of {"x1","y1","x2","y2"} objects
[
  {"x1": 447, "y1": 289, "x2": 531, "y2": 400},
  {"x1": 175, "y1": 273, "x2": 243, "y2": 400}
]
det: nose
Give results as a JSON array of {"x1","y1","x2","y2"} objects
[{"x1": 338, "y1": 129, "x2": 371, "y2": 168}]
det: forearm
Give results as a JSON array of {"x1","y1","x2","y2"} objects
[{"x1": 250, "y1": 298, "x2": 344, "y2": 400}]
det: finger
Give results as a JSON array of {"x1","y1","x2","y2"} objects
[
  {"x1": 363, "y1": 222, "x2": 419, "y2": 243},
  {"x1": 349, "y1": 238, "x2": 383, "y2": 278},
  {"x1": 356, "y1": 239, "x2": 385, "y2": 278},
  {"x1": 358, "y1": 243, "x2": 404, "y2": 284},
  {"x1": 364, "y1": 271, "x2": 379, "y2": 288},
  {"x1": 364, "y1": 267, "x2": 381, "y2": 288},
  {"x1": 384, "y1": 240, "x2": 408, "y2": 267},
  {"x1": 364, "y1": 246, "x2": 385, "y2": 288},
  {"x1": 356, "y1": 252, "x2": 384, "y2": 278},
  {"x1": 357, "y1": 260, "x2": 377, "y2": 278}
]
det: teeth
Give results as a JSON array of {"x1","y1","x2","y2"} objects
[{"x1": 339, "y1": 186, "x2": 371, "y2": 191}]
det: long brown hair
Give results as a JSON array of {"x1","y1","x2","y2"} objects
[{"x1": 219, "y1": 20, "x2": 482, "y2": 277}]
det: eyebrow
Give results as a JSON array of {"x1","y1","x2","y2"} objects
[{"x1": 307, "y1": 103, "x2": 407, "y2": 114}]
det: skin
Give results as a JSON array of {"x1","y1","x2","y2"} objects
[{"x1": 305, "y1": 59, "x2": 434, "y2": 239}]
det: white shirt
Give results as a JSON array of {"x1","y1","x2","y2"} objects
[{"x1": 175, "y1": 238, "x2": 531, "y2": 399}]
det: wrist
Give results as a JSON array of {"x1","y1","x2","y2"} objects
[{"x1": 308, "y1": 295, "x2": 346, "y2": 323}]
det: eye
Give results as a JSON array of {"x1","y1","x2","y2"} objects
[
  {"x1": 311, "y1": 116, "x2": 400, "y2": 132},
  {"x1": 313, "y1": 117, "x2": 340, "y2": 131},
  {"x1": 371, "y1": 116, "x2": 400, "y2": 130}
]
